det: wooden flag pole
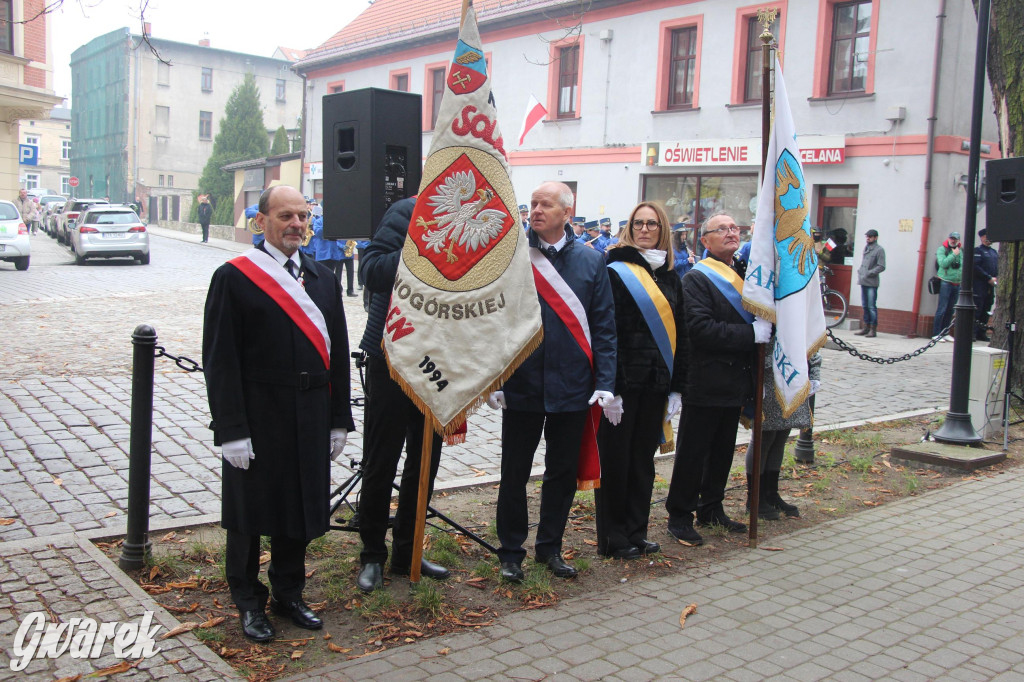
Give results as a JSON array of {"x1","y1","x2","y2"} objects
[
  {"x1": 409, "y1": 414, "x2": 435, "y2": 584},
  {"x1": 748, "y1": 8, "x2": 776, "y2": 549}
]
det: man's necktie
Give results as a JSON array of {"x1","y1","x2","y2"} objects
[
  {"x1": 544, "y1": 245, "x2": 557, "y2": 259},
  {"x1": 284, "y1": 260, "x2": 298, "y2": 279}
]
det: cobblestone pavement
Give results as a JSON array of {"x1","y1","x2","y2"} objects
[
  {"x1": 286, "y1": 472, "x2": 1024, "y2": 682},
  {"x1": 0, "y1": 228, "x2": 1016, "y2": 679}
]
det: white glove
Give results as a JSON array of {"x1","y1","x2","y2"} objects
[
  {"x1": 753, "y1": 317, "x2": 773, "y2": 344},
  {"x1": 809, "y1": 380, "x2": 821, "y2": 396},
  {"x1": 588, "y1": 390, "x2": 615, "y2": 407},
  {"x1": 666, "y1": 392, "x2": 682, "y2": 421},
  {"x1": 487, "y1": 391, "x2": 506, "y2": 409},
  {"x1": 329, "y1": 428, "x2": 348, "y2": 461},
  {"x1": 222, "y1": 438, "x2": 253, "y2": 470},
  {"x1": 602, "y1": 395, "x2": 624, "y2": 426}
]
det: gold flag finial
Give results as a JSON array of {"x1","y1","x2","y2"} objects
[{"x1": 757, "y1": 8, "x2": 778, "y2": 45}]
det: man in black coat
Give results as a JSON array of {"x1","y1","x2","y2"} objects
[
  {"x1": 203, "y1": 185, "x2": 354, "y2": 642},
  {"x1": 354, "y1": 197, "x2": 450, "y2": 592},
  {"x1": 489, "y1": 181, "x2": 617, "y2": 583},
  {"x1": 973, "y1": 228, "x2": 998, "y2": 342},
  {"x1": 664, "y1": 213, "x2": 771, "y2": 546}
]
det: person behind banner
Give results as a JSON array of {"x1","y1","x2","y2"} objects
[
  {"x1": 354, "y1": 196, "x2": 450, "y2": 593},
  {"x1": 203, "y1": 185, "x2": 354, "y2": 643},
  {"x1": 519, "y1": 203, "x2": 530, "y2": 231},
  {"x1": 664, "y1": 212, "x2": 771, "y2": 546},
  {"x1": 312, "y1": 208, "x2": 342, "y2": 280},
  {"x1": 746, "y1": 333, "x2": 821, "y2": 520},
  {"x1": 487, "y1": 181, "x2": 618, "y2": 582},
  {"x1": 595, "y1": 201, "x2": 688, "y2": 559}
]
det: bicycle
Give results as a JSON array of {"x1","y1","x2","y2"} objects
[{"x1": 819, "y1": 266, "x2": 848, "y2": 329}]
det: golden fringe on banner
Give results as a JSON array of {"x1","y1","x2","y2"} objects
[{"x1": 385, "y1": 327, "x2": 545, "y2": 442}]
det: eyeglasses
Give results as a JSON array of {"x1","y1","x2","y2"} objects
[
  {"x1": 631, "y1": 219, "x2": 661, "y2": 231},
  {"x1": 703, "y1": 225, "x2": 740, "y2": 236}
]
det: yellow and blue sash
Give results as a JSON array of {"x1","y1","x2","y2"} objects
[
  {"x1": 693, "y1": 258, "x2": 754, "y2": 323},
  {"x1": 608, "y1": 261, "x2": 677, "y2": 452}
]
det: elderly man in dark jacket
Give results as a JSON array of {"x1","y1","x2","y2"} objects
[
  {"x1": 203, "y1": 185, "x2": 354, "y2": 642},
  {"x1": 355, "y1": 197, "x2": 450, "y2": 593},
  {"x1": 665, "y1": 213, "x2": 771, "y2": 546},
  {"x1": 488, "y1": 181, "x2": 617, "y2": 583}
]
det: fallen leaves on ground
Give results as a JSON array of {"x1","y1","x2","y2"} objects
[
  {"x1": 678, "y1": 603, "x2": 697, "y2": 628},
  {"x1": 0, "y1": 518, "x2": 16, "y2": 526},
  {"x1": 87, "y1": 660, "x2": 138, "y2": 676},
  {"x1": 160, "y1": 621, "x2": 200, "y2": 639}
]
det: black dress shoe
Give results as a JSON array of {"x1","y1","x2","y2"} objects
[
  {"x1": 540, "y1": 555, "x2": 578, "y2": 578},
  {"x1": 609, "y1": 546, "x2": 642, "y2": 560},
  {"x1": 270, "y1": 598, "x2": 322, "y2": 630},
  {"x1": 240, "y1": 609, "x2": 275, "y2": 642},
  {"x1": 357, "y1": 562, "x2": 383, "y2": 593},
  {"x1": 636, "y1": 539, "x2": 661, "y2": 555},
  {"x1": 391, "y1": 559, "x2": 451, "y2": 580},
  {"x1": 499, "y1": 562, "x2": 524, "y2": 583}
]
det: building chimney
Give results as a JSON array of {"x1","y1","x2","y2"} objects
[
  {"x1": 199, "y1": 38, "x2": 210, "y2": 47},
  {"x1": 143, "y1": 22, "x2": 151, "y2": 37}
]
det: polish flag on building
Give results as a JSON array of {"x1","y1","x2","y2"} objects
[{"x1": 518, "y1": 94, "x2": 547, "y2": 146}]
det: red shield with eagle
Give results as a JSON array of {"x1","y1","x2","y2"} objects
[{"x1": 408, "y1": 153, "x2": 513, "y2": 281}]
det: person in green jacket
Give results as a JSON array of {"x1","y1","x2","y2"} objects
[{"x1": 932, "y1": 231, "x2": 962, "y2": 340}]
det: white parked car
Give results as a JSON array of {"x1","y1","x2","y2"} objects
[
  {"x1": 0, "y1": 199, "x2": 30, "y2": 270},
  {"x1": 72, "y1": 205, "x2": 150, "y2": 265}
]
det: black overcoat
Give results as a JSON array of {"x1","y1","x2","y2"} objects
[{"x1": 203, "y1": 248, "x2": 355, "y2": 541}]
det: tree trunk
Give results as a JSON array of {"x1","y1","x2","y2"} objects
[{"x1": 984, "y1": 0, "x2": 1024, "y2": 390}]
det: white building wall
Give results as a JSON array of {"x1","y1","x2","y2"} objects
[{"x1": 301, "y1": 0, "x2": 999, "y2": 333}]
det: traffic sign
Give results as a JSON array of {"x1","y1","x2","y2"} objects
[{"x1": 68, "y1": 176, "x2": 79, "y2": 187}]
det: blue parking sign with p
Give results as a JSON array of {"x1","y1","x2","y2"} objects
[{"x1": 19, "y1": 144, "x2": 38, "y2": 165}]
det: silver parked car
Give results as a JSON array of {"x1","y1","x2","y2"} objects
[
  {"x1": 72, "y1": 206, "x2": 150, "y2": 265},
  {"x1": 0, "y1": 199, "x2": 30, "y2": 270}
]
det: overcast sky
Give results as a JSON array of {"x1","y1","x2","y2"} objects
[{"x1": 50, "y1": 0, "x2": 366, "y2": 100}]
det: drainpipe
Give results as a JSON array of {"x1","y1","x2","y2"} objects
[{"x1": 910, "y1": 0, "x2": 946, "y2": 336}]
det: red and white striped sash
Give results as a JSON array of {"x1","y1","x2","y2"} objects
[
  {"x1": 229, "y1": 249, "x2": 331, "y2": 370},
  {"x1": 529, "y1": 248, "x2": 592, "y2": 366}
]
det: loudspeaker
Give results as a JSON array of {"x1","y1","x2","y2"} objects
[
  {"x1": 985, "y1": 157, "x2": 1024, "y2": 242},
  {"x1": 321, "y1": 88, "x2": 422, "y2": 240}
]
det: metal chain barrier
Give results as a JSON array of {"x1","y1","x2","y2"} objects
[
  {"x1": 825, "y1": 321, "x2": 953, "y2": 365},
  {"x1": 154, "y1": 346, "x2": 203, "y2": 373}
]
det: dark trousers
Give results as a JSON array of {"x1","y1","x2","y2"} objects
[
  {"x1": 595, "y1": 391, "x2": 664, "y2": 555},
  {"x1": 974, "y1": 284, "x2": 994, "y2": 338},
  {"x1": 225, "y1": 530, "x2": 307, "y2": 611},
  {"x1": 665, "y1": 405, "x2": 742, "y2": 524},
  {"x1": 341, "y1": 258, "x2": 355, "y2": 294},
  {"x1": 745, "y1": 428, "x2": 792, "y2": 473},
  {"x1": 200, "y1": 222, "x2": 210, "y2": 242},
  {"x1": 496, "y1": 408, "x2": 588, "y2": 564},
  {"x1": 358, "y1": 354, "x2": 442, "y2": 567}
]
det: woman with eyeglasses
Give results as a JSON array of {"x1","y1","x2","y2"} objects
[{"x1": 594, "y1": 201, "x2": 688, "y2": 559}]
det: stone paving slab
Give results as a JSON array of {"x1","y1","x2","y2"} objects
[
  {"x1": 0, "y1": 532, "x2": 239, "y2": 680},
  {"x1": 281, "y1": 471, "x2": 1024, "y2": 681}
]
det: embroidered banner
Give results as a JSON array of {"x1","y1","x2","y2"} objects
[
  {"x1": 384, "y1": 3, "x2": 542, "y2": 438},
  {"x1": 741, "y1": 58, "x2": 827, "y2": 418}
]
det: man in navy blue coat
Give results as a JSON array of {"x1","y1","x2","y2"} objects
[{"x1": 489, "y1": 181, "x2": 617, "y2": 583}]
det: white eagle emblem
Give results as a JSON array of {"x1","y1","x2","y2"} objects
[{"x1": 416, "y1": 170, "x2": 506, "y2": 263}]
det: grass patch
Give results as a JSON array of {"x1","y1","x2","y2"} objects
[
  {"x1": 358, "y1": 589, "x2": 396, "y2": 618},
  {"x1": 652, "y1": 474, "x2": 669, "y2": 491},
  {"x1": 315, "y1": 556, "x2": 356, "y2": 602},
  {"x1": 849, "y1": 455, "x2": 875, "y2": 474},
  {"x1": 900, "y1": 472, "x2": 921, "y2": 494},
  {"x1": 472, "y1": 560, "x2": 495, "y2": 579},
  {"x1": 194, "y1": 627, "x2": 224, "y2": 643},
  {"x1": 520, "y1": 564, "x2": 555, "y2": 600},
  {"x1": 412, "y1": 582, "x2": 444, "y2": 618},
  {"x1": 144, "y1": 553, "x2": 186, "y2": 578},
  {"x1": 573, "y1": 558, "x2": 591, "y2": 574}
]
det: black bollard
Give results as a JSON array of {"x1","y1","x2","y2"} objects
[
  {"x1": 794, "y1": 395, "x2": 815, "y2": 463},
  {"x1": 120, "y1": 324, "x2": 157, "y2": 570}
]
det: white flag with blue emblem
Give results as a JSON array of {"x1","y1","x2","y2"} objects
[{"x1": 742, "y1": 58, "x2": 827, "y2": 418}]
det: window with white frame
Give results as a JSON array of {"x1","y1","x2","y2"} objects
[
  {"x1": 62, "y1": 139, "x2": 71, "y2": 160},
  {"x1": 61, "y1": 176, "x2": 71, "y2": 195},
  {"x1": 24, "y1": 173, "x2": 39, "y2": 190}
]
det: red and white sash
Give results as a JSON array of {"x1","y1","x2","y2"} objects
[
  {"x1": 529, "y1": 247, "x2": 601, "y2": 490},
  {"x1": 229, "y1": 249, "x2": 331, "y2": 370}
]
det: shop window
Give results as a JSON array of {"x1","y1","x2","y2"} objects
[
  {"x1": 655, "y1": 16, "x2": 702, "y2": 111},
  {"x1": 641, "y1": 173, "x2": 758, "y2": 253}
]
